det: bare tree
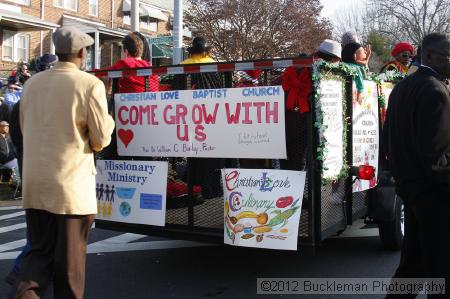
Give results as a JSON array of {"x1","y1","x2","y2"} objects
[
  {"x1": 185, "y1": 0, "x2": 332, "y2": 60},
  {"x1": 367, "y1": 0, "x2": 450, "y2": 45},
  {"x1": 331, "y1": 1, "x2": 368, "y2": 40}
]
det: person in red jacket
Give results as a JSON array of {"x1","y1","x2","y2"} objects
[{"x1": 109, "y1": 33, "x2": 159, "y2": 92}]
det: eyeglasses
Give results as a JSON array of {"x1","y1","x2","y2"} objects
[{"x1": 401, "y1": 54, "x2": 412, "y2": 58}]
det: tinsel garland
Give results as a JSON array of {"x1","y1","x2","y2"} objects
[{"x1": 312, "y1": 61, "x2": 353, "y2": 185}]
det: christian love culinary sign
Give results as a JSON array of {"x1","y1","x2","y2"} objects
[{"x1": 115, "y1": 86, "x2": 286, "y2": 158}]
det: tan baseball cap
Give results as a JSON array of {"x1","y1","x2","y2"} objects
[{"x1": 52, "y1": 27, "x2": 94, "y2": 54}]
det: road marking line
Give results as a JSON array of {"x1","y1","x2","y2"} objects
[
  {"x1": 87, "y1": 239, "x2": 213, "y2": 254},
  {"x1": 0, "y1": 251, "x2": 20, "y2": 260},
  {"x1": 0, "y1": 238, "x2": 26, "y2": 252},
  {"x1": 0, "y1": 206, "x2": 22, "y2": 211},
  {"x1": 334, "y1": 228, "x2": 379, "y2": 238},
  {"x1": 0, "y1": 223, "x2": 27, "y2": 234},
  {"x1": 90, "y1": 233, "x2": 147, "y2": 244},
  {"x1": 0, "y1": 236, "x2": 214, "y2": 260},
  {"x1": 0, "y1": 211, "x2": 25, "y2": 221}
]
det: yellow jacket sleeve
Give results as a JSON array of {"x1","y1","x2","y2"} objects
[{"x1": 86, "y1": 81, "x2": 115, "y2": 152}]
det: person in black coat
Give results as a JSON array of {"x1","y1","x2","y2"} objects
[
  {"x1": 383, "y1": 33, "x2": 450, "y2": 298},
  {"x1": 0, "y1": 121, "x2": 18, "y2": 186},
  {"x1": 0, "y1": 121, "x2": 17, "y2": 166}
]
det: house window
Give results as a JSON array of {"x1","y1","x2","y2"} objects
[
  {"x1": 123, "y1": 15, "x2": 131, "y2": 25},
  {"x1": 140, "y1": 19, "x2": 158, "y2": 32},
  {"x1": 2, "y1": 31, "x2": 30, "y2": 62},
  {"x1": 2, "y1": 31, "x2": 14, "y2": 61},
  {"x1": 16, "y1": 35, "x2": 29, "y2": 62},
  {"x1": 7, "y1": 0, "x2": 30, "y2": 5},
  {"x1": 54, "y1": 0, "x2": 77, "y2": 11},
  {"x1": 124, "y1": 16, "x2": 158, "y2": 32},
  {"x1": 88, "y1": 0, "x2": 98, "y2": 16}
]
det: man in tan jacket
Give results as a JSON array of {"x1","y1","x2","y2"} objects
[{"x1": 8, "y1": 27, "x2": 115, "y2": 299}]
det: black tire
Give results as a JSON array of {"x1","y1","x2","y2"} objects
[{"x1": 378, "y1": 196, "x2": 404, "y2": 250}]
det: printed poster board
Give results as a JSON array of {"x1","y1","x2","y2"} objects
[
  {"x1": 379, "y1": 82, "x2": 394, "y2": 110},
  {"x1": 379, "y1": 82, "x2": 394, "y2": 124},
  {"x1": 222, "y1": 169, "x2": 306, "y2": 251},
  {"x1": 352, "y1": 81, "x2": 379, "y2": 192},
  {"x1": 115, "y1": 86, "x2": 286, "y2": 159},
  {"x1": 95, "y1": 160, "x2": 168, "y2": 226},
  {"x1": 319, "y1": 80, "x2": 344, "y2": 180}
]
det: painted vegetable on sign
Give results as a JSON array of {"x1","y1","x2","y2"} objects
[
  {"x1": 268, "y1": 199, "x2": 301, "y2": 228},
  {"x1": 276, "y1": 196, "x2": 294, "y2": 208}
]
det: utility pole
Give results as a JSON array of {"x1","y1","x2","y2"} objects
[
  {"x1": 131, "y1": 0, "x2": 140, "y2": 32},
  {"x1": 173, "y1": 0, "x2": 183, "y2": 64}
]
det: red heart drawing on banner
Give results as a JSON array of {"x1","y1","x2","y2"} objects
[{"x1": 118, "y1": 129, "x2": 134, "y2": 148}]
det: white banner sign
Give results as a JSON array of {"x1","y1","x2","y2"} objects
[
  {"x1": 319, "y1": 80, "x2": 344, "y2": 180},
  {"x1": 222, "y1": 169, "x2": 306, "y2": 251},
  {"x1": 95, "y1": 160, "x2": 168, "y2": 226},
  {"x1": 352, "y1": 81, "x2": 379, "y2": 192},
  {"x1": 115, "y1": 86, "x2": 286, "y2": 158}
]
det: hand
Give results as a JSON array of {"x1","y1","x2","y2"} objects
[
  {"x1": 357, "y1": 92, "x2": 363, "y2": 105},
  {"x1": 364, "y1": 44, "x2": 372, "y2": 58}
]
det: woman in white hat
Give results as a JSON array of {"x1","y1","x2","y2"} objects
[{"x1": 316, "y1": 39, "x2": 342, "y2": 63}]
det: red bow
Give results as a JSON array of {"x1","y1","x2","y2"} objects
[{"x1": 281, "y1": 66, "x2": 311, "y2": 113}]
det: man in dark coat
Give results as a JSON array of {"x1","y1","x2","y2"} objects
[{"x1": 383, "y1": 33, "x2": 450, "y2": 298}]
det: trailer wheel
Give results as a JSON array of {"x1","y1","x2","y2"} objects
[{"x1": 378, "y1": 197, "x2": 404, "y2": 250}]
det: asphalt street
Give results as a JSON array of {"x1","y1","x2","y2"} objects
[{"x1": 0, "y1": 202, "x2": 427, "y2": 299}]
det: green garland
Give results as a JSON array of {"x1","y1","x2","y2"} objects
[
  {"x1": 369, "y1": 70, "x2": 404, "y2": 109},
  {"x1": 369, "y1": 69, "x2": 405, "y2": 83},
  {"x1": 378, "y1": 93, "x2": 387, "y2": 108},
  {"x1": 312, "y1": 61, "x2": 353, "y2": 185}
]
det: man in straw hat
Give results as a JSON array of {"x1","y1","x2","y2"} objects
[{"x1": 8, "y1": 27, "x2": 114, "y2": 299}]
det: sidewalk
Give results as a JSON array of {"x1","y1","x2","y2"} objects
[
  {"x1": 0, "y1": 184, "x2": 22, "y2": 207},
  {"x1": 0, "y1": 198, "x2": 22, "y2": 207}
]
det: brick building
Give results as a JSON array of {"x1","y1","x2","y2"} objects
[{"x1": 0, "y1": 0, "x2": 176, "y2": 76}]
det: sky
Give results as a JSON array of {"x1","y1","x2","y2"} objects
[{"x1": 320, "y1": 0, "x2": 364, "y2": 19}]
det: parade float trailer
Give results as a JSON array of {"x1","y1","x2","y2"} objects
[{"x1": 91, "y1": 58, "x2": 403, "y2": 253}]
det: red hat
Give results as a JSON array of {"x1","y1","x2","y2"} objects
[{"x1": 391, "y1": 42, "x2": 414, "y2": 57}]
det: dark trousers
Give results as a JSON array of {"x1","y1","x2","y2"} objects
[
  {"x1": 386, "y1": 199, "x2": 450, "y2": 298},
  {"x1": 8, "y1": 209, "x2": 95, "y2": 299}
]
